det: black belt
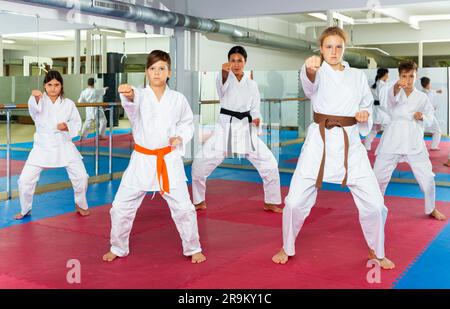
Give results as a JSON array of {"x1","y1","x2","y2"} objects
[
  {"x1": 374, "y1": 100, "x2": 380, "y2": 106},
  {"x1": 220, "y1": 108, "x2": 256, "y2": 155}
]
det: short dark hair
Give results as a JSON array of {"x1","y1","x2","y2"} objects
[
  {"x1": 398, "y1": 60, "x2": 418, "y2": 74},
  {"x1": 87, "y1": 77, "x2": 95, "y2": 86},
  {"x1": 145, "y1": 50, "x2": 171, "y2": 84},
  {"x1": 43, "y1": 70, "x2": 64, "y2": 97},
  {"x1": 420, "y1": 76, "x2": 430, "y2": 88},
  {"x1": 146, "y1": 50, "x2": 171, "y2": 70},
  {"x1": 228, "y1": 45, "x2": 247, "y2": 61}
]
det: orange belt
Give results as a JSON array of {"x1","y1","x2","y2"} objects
[
  {"x1": 134, "y1": 144, "x2": 172, "y2": 195},
  {"x1": 313, "y1": 112, "x2": 357, "y2": 189}
]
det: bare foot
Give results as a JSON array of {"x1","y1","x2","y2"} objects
[
  {"x1": 13, "y1": 210, "x2": 31, "y2": 220},
  {"x1": 444, "y1": 161, "x2": 450, "y2": 167},
  {"x1": 368, "y1": 249, "x2": 395, "y2": 270},
  {"x1": 195, "y1": 201, "x2": 207, "y2": 211},
  {"x1": 102, "y1": 251, "x2": 118, "y2": 262},
  {"x1": 272, "y1": 248, "x2": 289, "y2": 264},
  {"x1": 264, "y1": 203, "x2": 283, "y2": 213},
  {"x1": 430, "y1": 209, "x2": 447, "y2": 221},
  {"x1": 191, "y1": 252, "x2": 207, "y2": 264},
  {"x1": 76, "y1": 205, "x2": 90, "y2": 217}
]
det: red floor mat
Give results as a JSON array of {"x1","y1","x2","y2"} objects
[
  {"x1": 74, "y1": 133, "x2": 133, "y2": 150},
  {"x1": 285, "y1": 138, "x2": 450, "y2": 174},
  {"x1": 367, "y1": 138, "x2": 450, "y2": 173},
  {"x1": 0, "y1": 159, "x2": 25, "y2": 177},
  {"x1": 0, "y1": 179, "x2": 448, "y2": 288}
]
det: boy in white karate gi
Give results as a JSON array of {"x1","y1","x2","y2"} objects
[
  {"x1": 103, "y1": 50, "x2": 206, "y2": 263},
  {"x1": 373, "y1": 61, "x2": 446, "y2": 221}
]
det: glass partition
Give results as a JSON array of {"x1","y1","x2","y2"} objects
[
  {"x1": 362, "y1": 67, "x2": 450, "y2": 185},
  {"x1": 0, "y1": 73, "x2": 134, "y2": 200},
  {"x1": 196, "y1": 67, "x2": 450, "y2": 187}
]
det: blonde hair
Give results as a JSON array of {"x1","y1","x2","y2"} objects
[
  {"x1": 318, "y1": 26, "x2": 347, "y2": 62},
  {"x1": 319, "y1": 26, "x2": 348, "y2": 46}
]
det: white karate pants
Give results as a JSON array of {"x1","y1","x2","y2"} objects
[
  {"x1": 426, "y1": 117, "x2": 442, "y2": 150},
  {"x1": 373, "y1": 152, "x2": 435, "y2": 215},
  {"x1": 282, "y1": 172, "x2": 387, "y2": 259},
  {"x1": 81, "y1": 107, "x2": 107, "y2": 139},
  {"x1": 18, "y1": 158, "x2": 89, "y2": 216},
  {"x1": 109, "y1": 181, "x2": 202, "y2": 257},
  {"x1": 191, "y1": 137, "x2": 281, "y2": 205}
]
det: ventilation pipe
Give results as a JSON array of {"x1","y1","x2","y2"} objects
[{"x1": 19, "y1": 0, "x2": 396, "y2": 67}]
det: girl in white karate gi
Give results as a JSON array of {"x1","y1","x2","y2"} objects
[
  {"x1": 79, "y1": 77, "x2": 108, "y2": 141},
  {"x1": 102, "y1": 50, "x2": 206, "y2": 263},
  {"x1": 364, "y1": 68, "x2": 390, "y2": 151},
  {"x1": 272, "y1": 27, "x2": 395, "y2": 269},
  {"x1": 373, "y1": 61, "x2": 446, "y2": 221},
  {"x1": 191, "y1": 46, "x2": 282, "y2": 213},
  {"x1": 420, "y1": 76, "x2": 442, "y2": 151},
  {"x1": 14, "y1": 70, "x2": 90, "y2": 220}
]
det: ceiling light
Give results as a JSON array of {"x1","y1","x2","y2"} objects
[
  {"x1": 308, "y1": 13, "x2": 327, "y2": 21},
  {"x1": 4, "y1": 32, "x2": 66, "y2": 41}
]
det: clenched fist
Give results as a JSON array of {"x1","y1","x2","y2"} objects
[
  {"x1": 222, "y1": 63, "x2": 231, "y2": 72},
  {"x1": 32, "y1": 90, "x2": 42, "y2": 97},
  {"x1": 397, "y1": 79, "x2": 408, "y2": 89},
  {"x1": 305, "y1": 56, "x2": 322, "y2": 74},
  {"x1": 32, "y1": 90, "x2": 43, "y2": 104},
  {"x1": 169, "y1": 136, "x2": 183, "y2": 149},
  {"x1": 304, "y1": 55, "x2": 322, "y2": 82},
  {"x1": 355, "y1": 110, "x2": 369, "y2": 123},
  {"x1": 57, "y1": 122, "x2": 68, "y2": 132},
  {"x1": 118, "y1": 84, "x2": 134, "y2": 101},
  {"x1": 414, "y1": 112, "x2": 423, "y2": 121}
]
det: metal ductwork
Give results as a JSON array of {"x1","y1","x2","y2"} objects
[{"x1": 19, "y1": 0, "x2": 391, "y2": 68}]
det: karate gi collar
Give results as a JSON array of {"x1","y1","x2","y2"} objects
[
  {"x1": 145, "y1": 84, "x2": 170, "y2": 102},
  {"x1": 398, "y1": 86, "x2": 419, "y2": 103},
  {"x1": 320, "y1": 60, "x2": 350, "y2": 84},
  {"x1": 43, "y1": 93, "x2": 63, "y2": 105},
  {"x1": 229, "y1": 71, "x2": 249, "y2": 84}
]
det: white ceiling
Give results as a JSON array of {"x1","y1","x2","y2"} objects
[
  {"x1": 2, "y1": 0, "x2": 450, "y2": 58},
  {"x1": 184, "y1": 0, "x2": 450, "y2": 19}
]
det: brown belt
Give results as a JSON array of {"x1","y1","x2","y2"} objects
[{"x1": 313, "y1": 112, "x2": 357, "y2": 189}]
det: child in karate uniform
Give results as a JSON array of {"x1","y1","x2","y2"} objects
[
  {"x1": 373, "y1": 61, "x2": 446, "y2": 221},
  {"x1": 102, "y1": 50, "x2": 206, "y2": 263},
  {"x1": 272, "y1": 27, "x2": 395, "y2": 269},
  {"x1": 79, "y1": 77, "x2": 108, "y2": 141},
  {"x1": 15, "y1": 70, "x2": 89, "y2": 220}
]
